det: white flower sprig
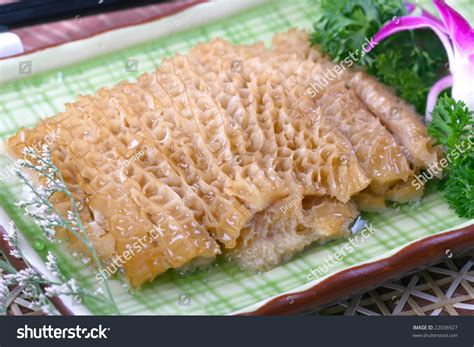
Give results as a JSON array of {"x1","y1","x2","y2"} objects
[
  {"x1": 15, "y1": 146, "x2": 71, "y2": 242},
  {"x1": 0, "y1": 254, "x2": 54, "y2": 314},
  {"x1": 2, "y1": 221, "x2": 21, "y2": 258},
  {"x1": 0, "y1": 272, "x2": 10, "y2": 315},
  {"x1": 42, "y1": 252, "x2": 105, "y2": 305},
  {"x1": 1, "y1": 234, "x2": 110, "y2": 315},
  {"x1": 9, "y1": 144, "x2": 119, "y2": 314}
]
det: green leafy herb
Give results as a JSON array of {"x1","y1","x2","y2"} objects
[
  {"x1": 428, "y1": 96, "x2": 474, "y2": 218},
  {"x1": 310, "y1": 0, "x2": 448, "y2": 114},
  {"x1": 310, "y1": 0, "x2": 405, "y2": 63},
  {"x1": 368, "y1": 30, "x2": 448, "y2": 113},
  {"x1": 428, "y1": 95, "x2": 473, "y2": 149}
]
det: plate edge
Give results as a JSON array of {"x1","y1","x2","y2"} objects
[
  {"x1": 238, "y1": 222, "x2": 474, "y2": 315},
  {"x1": 1, "y1": 222, "x2": 473, "y2": 315}
]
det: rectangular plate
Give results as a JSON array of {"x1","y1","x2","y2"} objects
[{"x1": 0, "y1": 0, "x2": 473, "y2": 315}]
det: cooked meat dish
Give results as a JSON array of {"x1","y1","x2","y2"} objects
[{"x1": 5, "y1": 30, "x2": 440, "y2": 287}]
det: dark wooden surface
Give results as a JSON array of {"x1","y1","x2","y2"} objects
[{"x1": 0, "y1": 0, "x2": 169, "y2": 29}]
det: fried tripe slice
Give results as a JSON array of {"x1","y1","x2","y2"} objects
[
  {"x1": 347, "y1": 72, "x2": 441, "y2": 171},
  {"x1": 6, "y1": 103, "x2": 220, "y2": 288},
  {"x1": 92, "y1": 83, "x2": 251, "y2": 249},
  {"x1": 189, "y1": 38, "x2": 364, "y2": 269},
  {"x1": 5, "y1": 123, "x2": 115, "y2": 261},
  {"x1": 312, "y1": 80, "x2": 412, "y2": 186},
  {"x1": 230, "y1": 195, "x2": 358, "y2": 271},
  {"x1": 157, "y1": 55, "x2": 289, "y2": 210},
  {"x1": 190, "y1": 39, "x2": 370, "y2": 203},
  {"x1": 271, "y1": 30, "x2": 414, "y2": 183},
  {"x1": 271, "y1": 29, "x2": 431, "y2": 211}
]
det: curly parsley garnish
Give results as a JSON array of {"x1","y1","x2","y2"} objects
[
  {"x1": 428, "y1": 96, "x2": 474, "y2": 218},
  {"x1": 310, "y1": 0, "x2": 448, "y2": 114}
]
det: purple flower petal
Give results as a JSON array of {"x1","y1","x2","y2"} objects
[
  {"x1": 433, "y1": 0, "x2": 474, "y2": 53},
  {"x1": 405, "y1": 2, "x2": 416, "y2": 14},
  {"x1": 421, "y1": 9, "x2": 444, "y2": 27},
  {"x1": 426, "y1": 75, "x2": 453, "y2": 123},
  {"x1": 369, "y1": 15, "x2": 454, "y2": 63}
]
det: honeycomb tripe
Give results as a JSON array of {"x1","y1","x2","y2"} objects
[{"x1": 5, "y1": 30, "x2": 436, "y2": 286}]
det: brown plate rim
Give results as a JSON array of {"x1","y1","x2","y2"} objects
[
  {"x1": 241, "y1": 222, "x2": 474, "y2": 315},
  {"x1": 1, "y1": 222, "x2": 473, "y2": 315}
]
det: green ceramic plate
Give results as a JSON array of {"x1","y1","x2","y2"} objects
[{"x1": 0, "y1": 0, "x2": 472, "y2": 315}]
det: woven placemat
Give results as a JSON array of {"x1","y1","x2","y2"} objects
[
  {"x1": 307, "y1": 251, "x2": 474, "y2": 316},
  {"x1": 2, "y1": 249, "x2": 472, "y2": 316},
  {"x1": 1, "y1": 250, "x2": 44, "y2": 316}
]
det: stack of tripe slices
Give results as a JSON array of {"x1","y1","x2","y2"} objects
[{"x1": 6, "y1": 30, "x2": 440, "y2": 287}]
